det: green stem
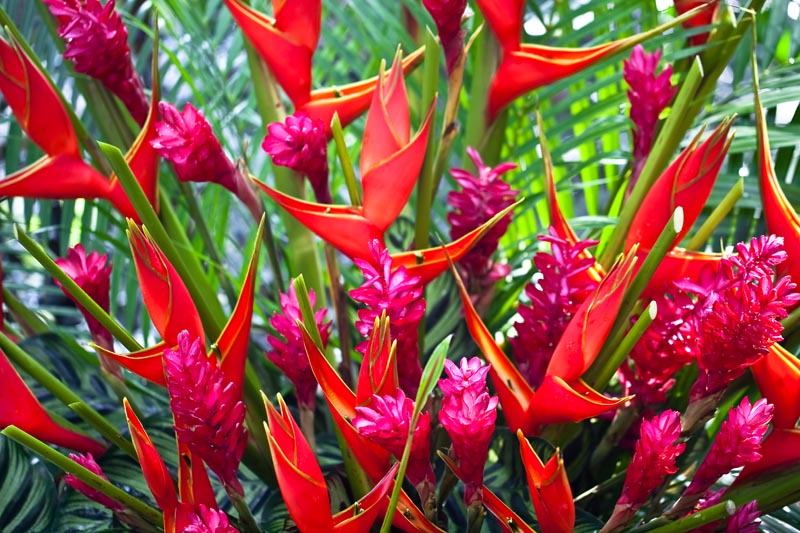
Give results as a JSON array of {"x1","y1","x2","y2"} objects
[
  {"x1": 783, "y1": 304, "x2": 800, "y2": 334},
  {"x1": 324, "y1": 245, "x2": 353, "y2": 389},
  {"x1": 1, "y1": 287, "x2": 49, "y2": 336},
  {"x1": 463, "y1": 19, "x2": 498, "y2": 154},
  {"x1": 330, "y1": 113, "x2": 361, "y2": 206},
  {"x1": 684, "y1": 178, "x2": 743, "y2": 251},
  {"x1": 13, "y1": 225, "x2": 142, "y2": 352},
  {"x1": 292, "y1": 276, "x2": 325, "y2": 354},
  {"x1": 2, "y1": 426, "x2": 162, "y2": 526},
  {"x1": 67, "y1": 402, "x2": 137, "y2": 459}
]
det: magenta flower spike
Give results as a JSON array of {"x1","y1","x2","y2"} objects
[
  {"x1": 422, "y1": 0, "x2": 468, "y2": 74},
  {"x1": 351, "y1": 240, "x2": 425, "y2": 396},
  {"x1": 447, "y1": 147, "x2": 518, "y2": 296},
  {"x1": 54, "y1": 245, "x2": 112, "y2": 346},
  {"x1": 44, "y1": 0, "x2": 148, "y2": 125},
  {"x1": 262, "y1": 113, "x2": 331, "y2": 204},
  {"x1": 182, "y1": 505, "x2": 239, "y2": 533},
  {"x1": 164, "y1": 331, "x2": 248, "y2": 494},
  {"x1": 353, "y1": 390, "x2": 435, "y2": 503},
  {"x1": 64, "y1": 453, "x2": 124, "y2": 512},
  {"x1": 439, "y1": 357, "x2": 498, "y2": 506},
  {"x1": 602, "y1": 410, "x2": 685, "y2": 533},
  {"x1": 726, "y1": 501, "x2": 761, "y2": 532},
  {"x1": 511, "y1": 229, "x2": 599, "y2": 388},
  {"x1": 267, "y1": 283, "x2": 332, "y2": 410},
  {"x1": 623, "y1": 45, "x2": 676, "y2": 187}
]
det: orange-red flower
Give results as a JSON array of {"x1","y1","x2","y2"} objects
[
  {"x1": 674, "y1": 0, "x2": 721, "y2": 47},
  {"x1": 518, "y1": 431, "x2": 575, "y2": 533}
]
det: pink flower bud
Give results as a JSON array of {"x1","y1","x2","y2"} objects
[
  {"x1": 65, "y1": 453, "x2": 124, "y2": 511},
  {"x1": 422, "y1": 0, "x2": 468, "y2": 73},
  {"x1": 182, "y1": 505, "x2": 239, "y2": 533},
  {"x1": 54, "y1": 244, "x2": 112, "y2": 345}
]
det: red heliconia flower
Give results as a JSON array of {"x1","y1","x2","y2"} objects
[
  {"x1": 602, "y1": 410, "x2": 685, "y2": 533},
  {"x1": 511, "y1": 229, "x2": 599, "y2": 388},
  {"x1": 626, "y1": 118, "x2": 733, "y2": 252},
  {"x1": 262, "y1": 113, "x2": 331, "y2": 203},
  {"x1": 264, "y1": 394, "x2": 398, "y2": 533},
  {"x1": 0, "y1": 352, "x2": 105, "y2": 455},
  {"x1": 351, "y1": 240, "x2": 425, "y2": 396},
  {"x1": 45, "y1": 0, "x2": 149, "y2": 125},
  {"x1": 623, "y1": 45, "x2": 676, "y2": 186},
  {"x1": 518, "y1": 431, "x2": 575, "y2": 533},
  {"x1": 448, "y1": 146, "x2": 518, "y2": 291},
  {"x1": 267, "y1": 283, "x2": 331, "y2": 410},
  {"x1": 54, "y1": 244, "x2": 113, "y2": 348},
  {"x1": 674, "y1": 0, "x2": 721, "y2": 47},
  {"x1": 65, "y1": 453, "x2": 123, "y2": 511},
  {"x1": 422, "y1": 0, "x2": 468, "y2": 74},
  {"x1": 182, "y1": 505, "x2": 239, "y2": 533},
  {"x1": 353, "y1": 390, "x2": 434, "y2": 500},
  {"x1": 682, "y1": 398, "x2": 772, "y2": 499},
  {"x1": 164, "y1": 331, "x2": 247, "y2": 492},
  {"x1": 455, "y1": 248, "x2": 634, "y2": 435}
]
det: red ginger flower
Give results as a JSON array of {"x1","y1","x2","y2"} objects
[
  {"x1": 684, "y1": 398, "x2": 773, "y2": 497},
  {"x1": 267, "y1": 283, "x2": 331, "y2": 410},
  {"x1": 353, "y1": 390, "x2": 434, "y2": 491},
  {"x1": 65, "y1": 453, "x2": 123, "y2": 511},
  {"x1": 351, "y1": 240, "x2": 425, "y2": 396},
  {"x1": 45, "y1": 0, "x2": 148, "y2": 125},
  {"x1": 603, "y1": 410, "x2": 685, "y2": 532},
  {"x1": 422, "y1": 0, "x2": 468, "y2": 74},
  {"x1": 448, "y1": 147, "x2": 518, "y2": 284},
  {"x1": 438, "y1": 357, "x2": 491, "y2": 397},
  {"x1": 54, "y1": 244, "x2": 112, "y2": 347},
  {"x1": 152, "y1": 102, "x2": 240, "y2": 193},
  {"x1": 164, "y1": 331, "x2": 247, "y2": 491},
  {"x1": 511, "y1": 228, "x2": 598, "y2": 388},
  {"x1": 623, "y1": 45, "x2": 676, "y2": 186},
  {"x1": 726, "y1": 500, "x2": 761, "y2": 532},
  {"x1": 439, "y1": 357, "x2": 498, "y2": 506},
  {"x1": 262, "y1": 113, "x2": 331, "y2": 203},
  {"x1": 182, "y1": 505, "x2": 239, "y2": 533}
]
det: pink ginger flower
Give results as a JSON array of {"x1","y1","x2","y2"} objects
[
  {"x1": 422, "y1": 0, "x2": 468, "y2": 73},
  {"x1": 45, "y1": 0, "x2": 148, "y2": 125},
  {"x1": 54, "y1": 244, "x2": 113, "y2": 347},
  {"x1": 267, "y1": 284, "x2": 331, "y2": 410},
  {"x1": 438, "y1": 357, "x2": 490, "y2": 397},
  {"x1": 182, "y1": 505, "x2": 239, "y2": 533},
  {"x1": 65, "y1": 453, "x2": 123, "y2": 511},
  {"x1": 683, "y1": 398, "x2": 773, "y2": 497},
  {"x1": 726, "y1": 500, "x2": 761, "y2": 533},
  {"x1": 164, "y1": 331, "x2": 247, "y2": 491},
  {"x1": 351, "y1": 240, "x2": 425, "y2": 396},
  {"x1": 603, "y1": 410, "x2": 685, "y2": 532},
  {"x1": 438, "y1": 357, "x2": 498, "y2": 506},
  {"x1": 353, "y1": 390, "x2": 434, "y2": 493},
  {"x1": 623, "y1": 45, "x2": 676, "y2": 186},
  {"x1": 447, "y1": 147, "x2": 518, "y2": 288},
  {"x1": 262, "y1": 113, "x2": 331, "y2": 204},
  {"x1": 511, "y1": 229, "x2": 598, "y2": 388}
]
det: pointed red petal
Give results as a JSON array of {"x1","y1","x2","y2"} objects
[
  {"x1": 626, "y1": 120, "x2": 733, "y2": 251},
  {"x1": 272, "y1": 0, "x2": 321, "y2": 55},
  {"x1": 265, "y1": 394, "x2": 334, "y2": 531},
  {"x1": 333, "y1": 464, "x2": 398, "y2": 533},
  {"x1": 675, "y1": 0, "x2": 720, "y2": 47},
  {"x1": 736, "y1": 428, "x2": 800, "y2": 483},
  {"x1": 473, "y1": 0, "x2": 525, "y2": 52},
  {"x1": 518, "y1": 431, "x2": 575, "y2": 533},
  {"x1": 224, "y1": 0, "x2": 313, "y2": 107},
  {"x1": 361, "y1": 102, "x2": 434, "y2": 233},
  {"x1": 0, "y1": 155, "x2": 111, "y2": 201},
  {"x1": 124, "y1": 399, "x2": 178, "y2": 514},
  {"x1": 643, "y1": 247, "x2": 722, "y2": 299},
  {"x1": 302, "y1": 47, "x2": 425, "y2": 132},
  {"x1": 528, "y1": 376, "x2": 629, "y2": 426},
  {"x1": 0, "y1": 36, "x2": 78, "y2": 157},
  {"x1": 355, "y1": 316, "x2": 399, "y2": 406},
  {"x1": 127, "y1": 223, "x2": 204, "y2": 344},
  {"x1": 752, "y1": 343, "x2": 800, "y2": 429},
  {"x1": 393, "y1": 202, "x2": 519, "y2": 284},
  {"x1": 547, "y1": 250, "x2": 636, "y2": 381},
  {"x1": 93, "y1": 342, "x2": 168, "y2": 386},
  {"x1": 253, "y1": 179, "x2": 383, "y2": 261},
  {"x1": 176, "y1": 442, "x2": 217, "y2": 509},
  {"x1": 217, "y1": 234, "x2": 261, "y2": 397},
  {"x1": 0, "y1": 352, "x2": 105, "y2": 455}
]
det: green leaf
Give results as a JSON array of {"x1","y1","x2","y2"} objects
[{"x1": 0, "y1": 435, "x2": 57, "y2": 532}]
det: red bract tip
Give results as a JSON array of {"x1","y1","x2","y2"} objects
[
  {"x1": 473, "y1": 0, "x2": 525, "y2": 52},
  {"x1": 518, "y1": 431, "x2": 575, "y2": 533},
  {"x1": 674, "y1": 0, "x2": 721, "y2": 47},
  {"x1": 422, "y1": 0, "x2": 468, "y2": 73}
]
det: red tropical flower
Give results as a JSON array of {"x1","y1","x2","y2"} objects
[{"x1": 518, "y1": 431, "x2": 575, "y2": 533}]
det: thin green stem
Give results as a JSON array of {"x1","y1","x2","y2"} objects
[
  {"x1": 684, "y1": 178, "x2": 743, "y2": 251},
  {"x1": 2, "y1": 426, "x2": 162, "y2": 526},
  {"x1": 292, "y1": 276, "x2": 325, "y2": 354},
  {"x1": 331, "y1": 113, "x2": 361, "y2": 206},
  {"x1": 1, "y1": 287, "x2": 49, "y2": 335},
  {"x1": 463, "y1": 19, "x2": 498, "y2": 154},
  {"x1": 324, "y1": 245, "x2": 353, "y2": 389},
  {"x1": 67, "y1": 402, "x2": 137, "y2": 459}
]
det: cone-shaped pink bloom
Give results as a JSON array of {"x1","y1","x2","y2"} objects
[
  {"x1": 511, "y1": 229, "x2": 598, "y2": 388},
  {"x1": 422, "y1": 0, "x2": 468, "y2": 74},
  {"x1": 164, "y1": 331, "x2": 247, "y2": 491},
  {"x1": 351, "y1": 240, "x2": 425, "y2": 396},
  {"x1": 353, "y1": 390, "x2": 434, "y2": 491},
  {"x1": 262, "y1": 113, "x2": 331, "y2": 204},
  {"x1": 438, "y1": 357, "x2": 491, "y2": 397},
  {"x1": 603, "y1": 410, "x2": 685, "y2": 532},
  {"x1": 54, "y1": 244, "x2": 112, "y2": 347},
  {"x1": 623, "y1": 45, "x2": 676, "y2": 186},
  {"x1": 45, "y1": 0, "x2": 148, "y2": 125},
  {"x1": 439, "y1": 357, "x2": 498, "y2": 506},
  {"x1": 684, "y1": 398, "x2": 773, "y2": 497},
  {"x1": 267, "y1": 284, "x2": 331, "y2": 410},
  {"x1": 448, "y1": 147, "x2": 518, "y2": 288},
  {"x1": 65, "y1": 453, "x2": 123, "y2": 511},
  {"x1": 182, "y1": 505, "x2": 239, "y2": 533}
]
